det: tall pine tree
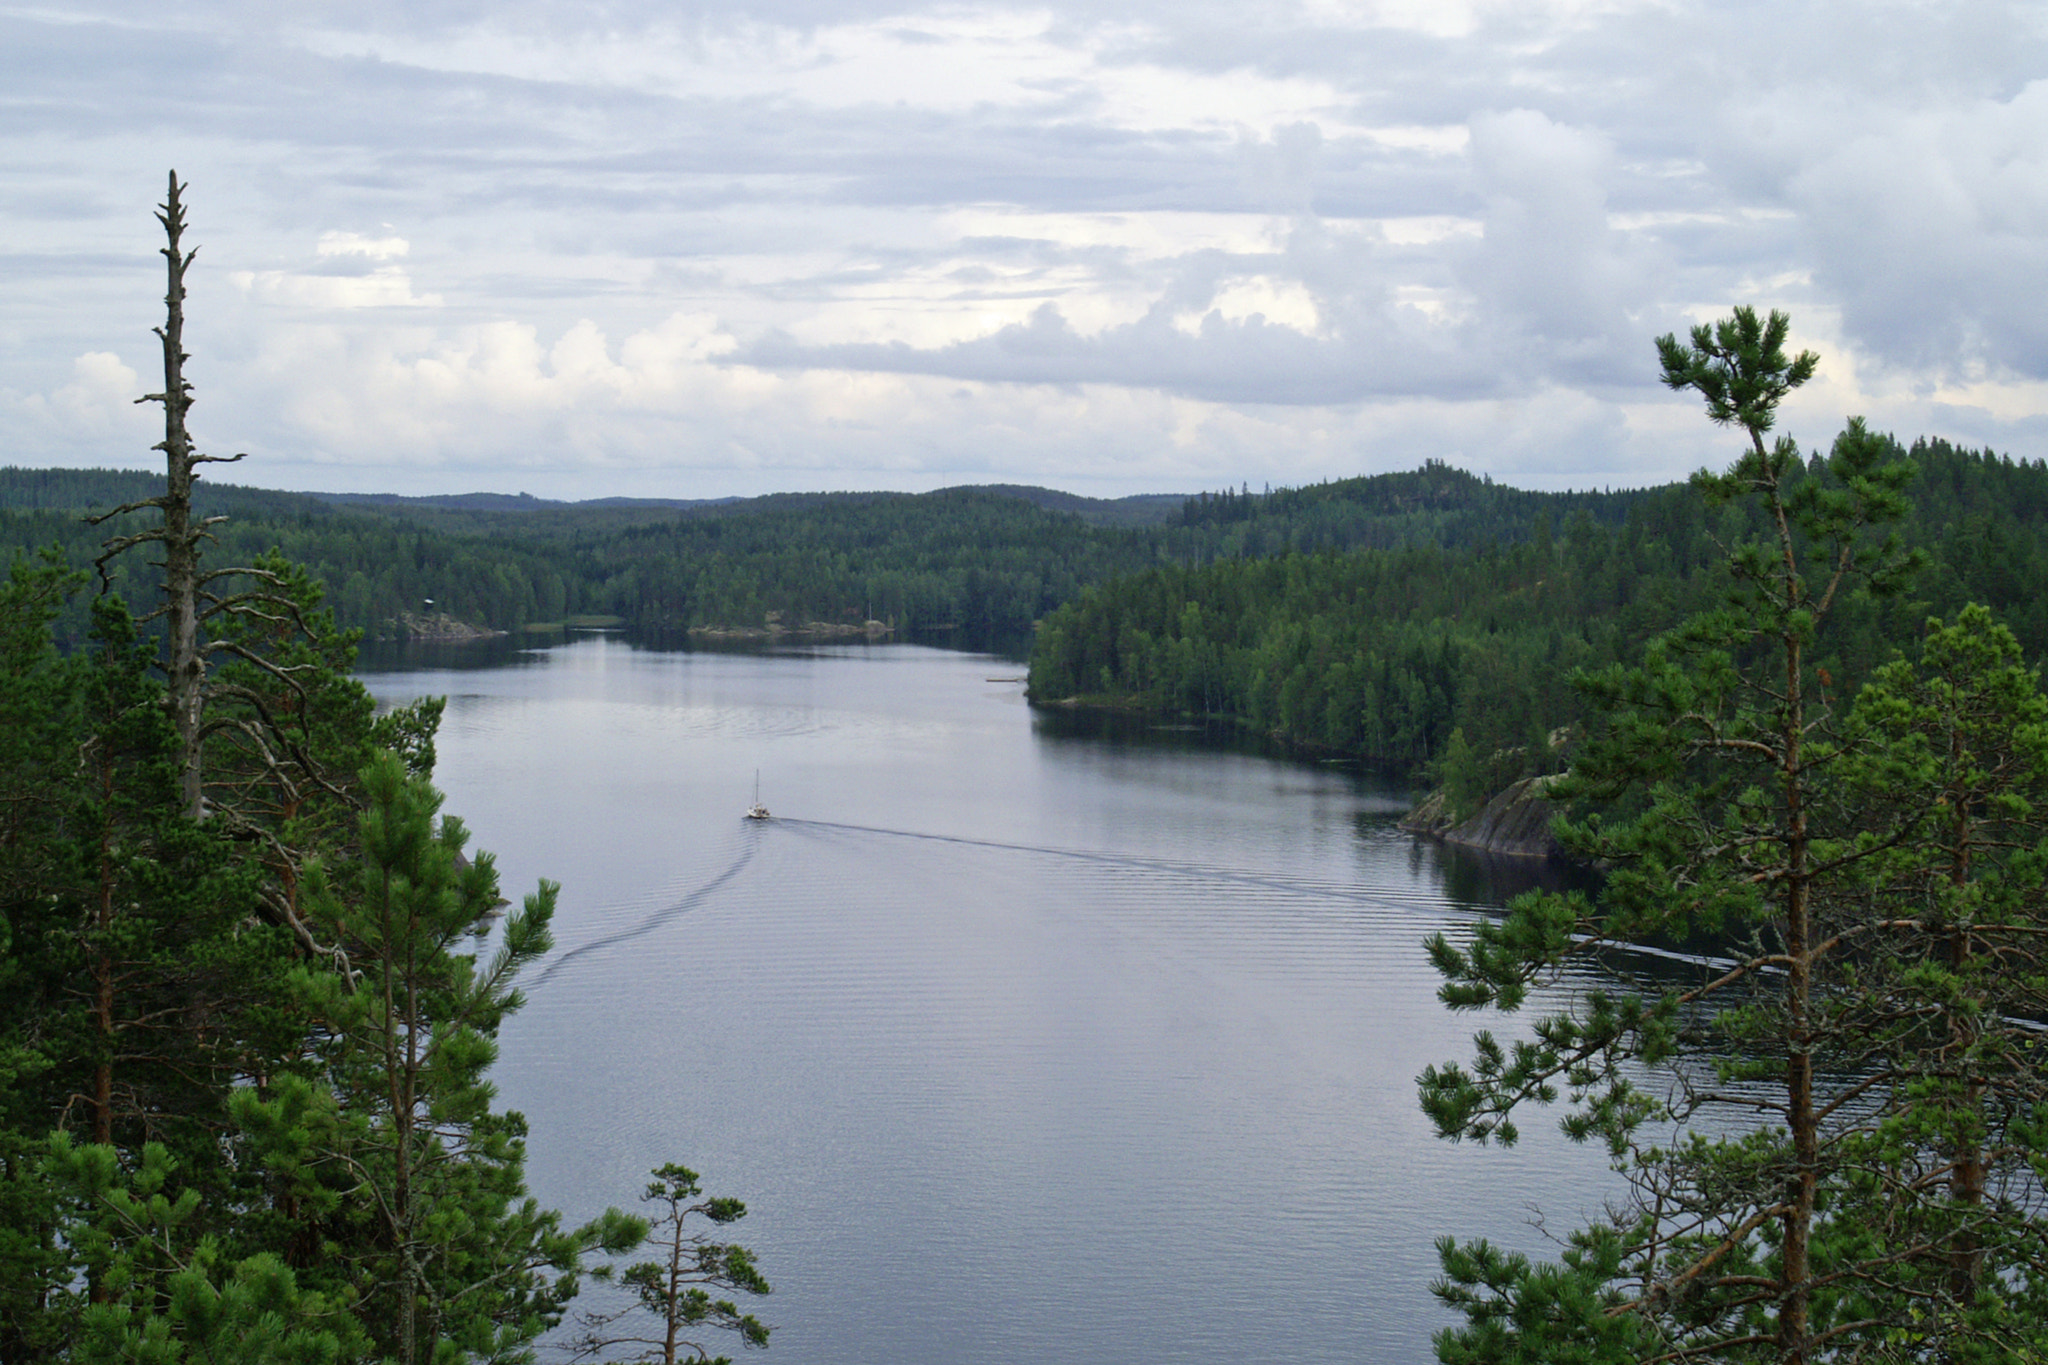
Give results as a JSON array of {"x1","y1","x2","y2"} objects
[{"x1": 1420, "y1": 309, "x2": 2048, "y2": 1362}]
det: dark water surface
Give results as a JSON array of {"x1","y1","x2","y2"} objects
[{"x1": 360, "y1": 637, "x2": 1624, "y2": 1365}]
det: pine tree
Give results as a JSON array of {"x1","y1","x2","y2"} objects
[
  {"x1": 234, "y1": 754, "x2": 639, "y2": 1364},
  {"x1": 566, "y1": 1164, "x2": 773, "y2": 1365},
  {"x1": 1418, "y1": 309, "x2": 2048, "y2": 1361}
]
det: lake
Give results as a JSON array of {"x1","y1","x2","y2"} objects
[{"x1": 359, "y1": 636, "x2": 1623, "y2": 1364}]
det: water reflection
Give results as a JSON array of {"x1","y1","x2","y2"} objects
[
  {"x1": 1402, "y1": 829, "x2": 1603, "y2": 906},
  {"x1": 355, "y1": 632, "x2": 553, "y2": 673}
]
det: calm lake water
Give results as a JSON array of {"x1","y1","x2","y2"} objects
[{"x1": 359, "y1": 636, "x2": 1624, "y2": 1365}]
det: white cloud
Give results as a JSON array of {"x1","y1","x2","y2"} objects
[
  {"x1": 2, "y1": 0, "x2": 2045, "y2": 497},
  {"x1": 3, "y1": 351, "x2": 157, "y2": 456},
  {"x1": 1785, "y1": 78, "x2": 2048, "y2": 381},
  {"x1": 55, "y1": 351, "x2": 142, "y2": 419},
  {"x1": 1176, "y1": 276, "x2": 1322, "y2": 335},
  {"x1": 1462, "y1": 108, "x2": 1651, "y2": 377},
  {"x1": 231, "y1": 266, "x2": 443, "y2": 309},
  {"x1": 939, "y1": 207, "x2": 1295, "y2": 258},
  {"x1": 293, "y1": 10, "x2": 1366, "y2": 134},
  {"x1": 317, "y1": 231, "x2": 410, "y2": 259}
]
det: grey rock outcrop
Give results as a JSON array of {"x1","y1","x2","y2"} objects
[{"x1": 1402, "y1": 773, "x2": 1563, "y2": 860}]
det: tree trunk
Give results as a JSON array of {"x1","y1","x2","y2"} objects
[
  {"x1": 153, "y1": 173, "x2": 207, "y2": 821},
  {"x1": 1779, "y1": 607, "x2": 1815, "y2": 1365}
]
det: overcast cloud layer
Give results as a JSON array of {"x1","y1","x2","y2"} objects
[{"x1": 4, "y1": 1, "x2": 2046, "y2": 498}]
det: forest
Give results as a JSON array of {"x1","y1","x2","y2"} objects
[
  {"x1": 0, "y1": 460, "x2": 1655, "y2": 653},
  {"x1": 1028, "y1": 436, "x2": 2048, "y2": 812},
  {"x1": 0, "y1": 469, "x2": 1189, "y2": 651}
]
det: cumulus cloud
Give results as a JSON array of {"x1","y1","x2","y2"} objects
[
  {"x1": 3, "y1": 351, "x2": 157, "y2": 458},
  {"x1": 1, "y1": 0, "x2": 2044, "y2": 496},
  {"x1": 1462, "y1": 109, "x2": 1653, "y2": 383},
  {"x1": 232, "y1": 268, "x2": 443, "y2": 310},
  {"x1": 1786, "y1": 79, "x2": 2048, "y2": 382},
  {"x1": 318, "y1": 231, "x2": 410, "y2": 259}
]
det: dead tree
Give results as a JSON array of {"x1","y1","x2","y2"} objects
[
  {"x1": 89, "y1": 172, "x2": 364, "y2": 969},
  {"x1": 90, "y1": 171, "x2": 239, "y2": 820}
]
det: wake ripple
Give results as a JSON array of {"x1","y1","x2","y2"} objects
[
  {"x1": 531, "y1": 814, "x2": 1513, "y2": 991},
  {"x1": 531, "y1": 834, "x2": 759, "y2": 988},
  {"x1": 778, "y1": 817, "x2": 1461, "y2": 913}
]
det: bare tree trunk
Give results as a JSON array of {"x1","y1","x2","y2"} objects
[
  {"x1": 380, "y1": 862, "x2": 419, "y2": 1365},
  {"x1": 152, "y1": 173, "x2": 207, "y2": 820},
  {"x1": 95, "y1": 172, "x2": 246, "y2": 818},
  {"x1": 93, "y1": 805, "x2": 115, "y2": 1150}
]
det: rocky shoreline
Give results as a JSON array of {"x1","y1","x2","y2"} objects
[
  {"x1": 386, "y1": 610, "x2": 506, "y2": 642},
  {"x1": 1401, "y1": 773, "x2": 1564, "y2": 860},
  {"x1": 689, "y1": 618, "x2": 895, "y2": 642}
]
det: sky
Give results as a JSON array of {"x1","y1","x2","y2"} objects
[{"x1": 3, "y1": 1, "x2": 2046, "y2": 501}]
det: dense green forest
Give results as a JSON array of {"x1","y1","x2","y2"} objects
[
  {"x1": 0, "y1": 470, "x2": 1195, "y2": 648},
  {"x1": 0, "y1": 462, "x2": 1656, "y2": 651},
  {"x1": 1028, "y1": 437, "x2": 2048, "y2": 806}
]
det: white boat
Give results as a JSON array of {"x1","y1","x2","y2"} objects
[{"x1": 745, "y1": 771, "x2": 770, "y2": 821}]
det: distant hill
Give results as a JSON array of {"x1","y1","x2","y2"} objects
[
  {"x1": 0, "y1": 467, "x2": 1201, "y2": 648},
  {"x1": 308, "y1": 490, "x2": 736, "y2": 514},
  {"x1": 950, "y1": 485, "x2": 1190, "y2": 527},
  {"x1": 302, "y1": 483, "x2": 1187, "y2": 527},
  {"x1": 0, "y1": 460, "x2": 1844, "y2": 666}
]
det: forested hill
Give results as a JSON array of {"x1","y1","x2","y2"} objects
[
  {"x1": 0, "y1": 471, "x2": 1198, "y2": 646},
  {"x1": 1171, "y1": 460, "x2": 1651, "y2": 555},
  {"x1": 18, "y1": 443, "x2": 2033, "y2": 717},
  {"x1": 1028, "y1": 437, "x2": 2048, "y2": 798},
  {"x1": 0, "y1": 463, "x2": 1648, "y2": 649}
]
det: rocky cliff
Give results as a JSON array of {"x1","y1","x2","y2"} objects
[{"x1": 1401, "y1": 773, "x2": 1563, "y2": 860}]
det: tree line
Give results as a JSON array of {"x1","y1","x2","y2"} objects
[
  {"x1": 4, "y1": 460, "x2": 1675, "y2": 654},
  {"x1": 1027, "y1": 435, "x2": 2048, "y2": 814}
]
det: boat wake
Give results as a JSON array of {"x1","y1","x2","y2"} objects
[
  {"x1": 531, "y1": 837, "x2": 759, "y2": 988},
  {"x1": 775, "y1": 817, "x2": 1455, "y2": 912}
]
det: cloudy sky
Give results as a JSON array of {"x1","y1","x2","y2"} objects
[{"x1": 4, "y1": 1, "x2": 2045, "y2": 500}]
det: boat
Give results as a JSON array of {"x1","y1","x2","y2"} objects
[{"x1": 744, "y1": 771, "x2": 770, "y2": 821}]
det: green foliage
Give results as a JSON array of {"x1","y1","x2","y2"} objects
[
  {"x1": 1653, "y1": 305, "x2": 1818, "y2": 438},
  {"x1": 1431, "y1": 1228, "x2": 1656, "y2": 1364},
  {"x1": 1029, "y1": 430, "x2": 2048, "y2": 791},
  {"x1": 226, "y1": 754, "x2": 595, "y2": 1365},
  {"x1": 46, "y1": 1135, "x2": 356, "y2": 1365},
  {"x1": 1419, "y1": 310, "x2": 2048, "y2": 1362},
  {"x1": 568, "y1": 1164, "x2": 772, "y2": 1365},
  {"x1": 1029, "y1": 525, "x2": 1663, "y2": 776}
]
